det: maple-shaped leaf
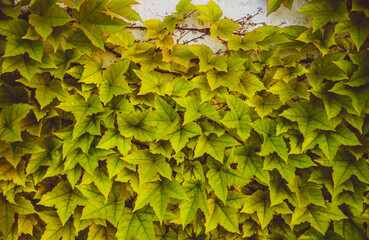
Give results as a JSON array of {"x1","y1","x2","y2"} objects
[
  {"x1": 72, "y1": 112, "x2": 107, "y2": 139},
  {"x1": 298, "y1": 0, "x2": 349, "y2": 31},
  {"x1": 210, "y1": 19, "x2": 240, "y2": 39},
  {"x1": 78, "y1": 55, "x2": 104, "y2": 85},
  {"x1": 0, "y1": 159, "x2": 27, "y2": 186},
  {"x1": 49, "y1": 49, "x2": 83, "y2": 79},
  {"x1": 188, "y1": 45, "x2": 227, "y2": 72},
  {"x1": 97, "y1": 128, "x2": 132, "y2": 156},
  {"x1": 268, "y1": 79, "x2": 309, "y2": 104},
  {"x1": 302, "y1": 124, "x2": 361, "y2": 161},
  {"x1": 194, "y1": 133, "x2": 239, "y2": 163},
  {"x1": 205, "y1": 199, "x2": 239, "y2": 233},
  {"x1": 174, "y1": 96, "x2": 220, "y2": 124},
  {"x1": 100, "y1": 60, "x2": 131, "y2": 104},
  {"x1": 274, "y1": 64, "x2": 308, "y2": 83},
  {"x1": 228, "y1": 32, "x2": 267, "y2": 51},
  {"x1": 0, "y1": 19, "x2": 43, "y2": 62},
  {"x1": 19, "y1": 73, "x2": 68, "y2": 109},
  {"x1": 232, "y1": 73, "x2": 266, "y2": 98},
  {"x1": 61, "y1": 29, "x2": 93, "y2": 55},
  {"x1": 72, "y1": 0, "x2": 128, "y2": 49},
  {"x1": 206, "y1": 157, "x2": 247, "y2": 203},
  {"x1": 291, "y1": 202, "x2": 346, "y2": 234},
  {"x1": 305, "y1": 53, "x2": 346, "y2": 88},
  {"x1": 247, "y1": 94, "x2": 281, "y2": 118},
  {"x1": 196, "y1": 0, "x2": 222, "y2": 23},
  {"x1": 269, "y1": 171, "x2": 298, "y2": 206},
  {"x1": 1, "y1": 54, "x2": 40, "y2": 81},
  {"x1": 0, "y1": 196, "x2": 16, "y2": 237},
  {"x1": 333, "y1": 179, "x2": 368, "y2": 212},
  {"x1": 164, "y1": 77, "x2": 196, "y2": 97},
  {"x1": 280, "y1": 102, "x2": 334, "y2": 136},
  {"x1": 28, "y1": 0, "x2": 72, "y2": 39},
  {"x1": 263, "y1": 153, "x2": 294, "y2": 184},
  {"x1": 59, "y1": 94, "x2": 104, "y2": 122},
  {"x1": 143, "y1": 19, "x2": 169, "y2": 40},
  {"x1": 334, "y1": 206, "x2": 366, "y2": 240},
  {"x1": 134, "y1": 70, "x2": 165, "y2": 95},
  {"x1": 153, "y1": 96, "x2": 179, "y2": 137},
  {"x1": 87, "y1": 223, "x2": 117, "y2": 240},
  {"x1": 117, "y1": 110, "x2": 157, "y2": 142},
  {"x1": 93, "y1": 164, "x2": 113, "y2": 201},
  {"x1": 135, "y1": 179, "x2": 187, "y2": 222},
  {"x1": 80, "y1": 183, "x2": 125, "y2": 226},
  {"x1": 162, "y1": 122, "x2": 202, "y2": 153},
  {"x1": 267, "y1": 0, "x2": 293, "y2": 15},
  {"x1": 335, "y1": 12, "x2": 369, "y2": 50},
  {"x1": 221, "y1": 95, "x2": 252, "y2": 141},
  {"x1": 116, "y1": 206, "x2": 156, "y2": 240},
  {"x1": 105, "y1": 0, "x2": 141, "y2": 21},
  {"x1": 296, "y1": 25, "x2": 335, "y2": 55},
  {"x1": 38, "y1": 210, "x2": 76, "y2": 240},
  {"x1": 288, "y1": 175, "x2": 325, "y2": 208},
  {"x1": 253, "y1": 118, "x2": 288, "y2": 161},
  {"x1": 39, "y1": 181, "x2": 87, "y2": 225},
  {"x1": 179, "y1": 180, "x2": 208, "y2": 228},
  {"x1": 0, "y1": 104, "x2": 32, "y2": 142},
  {"x1": 206, "y1": 70, "x2": 237, "y2": 91},
  {"x1": 233, "y1": 145, "x2": 270, "y2": 184},
  {"x1": 123, "y1": 150, "x2": 172, "y2": 185},
  {"x1": 332, "y1": 150, "x2": 369, "y2": 188}
]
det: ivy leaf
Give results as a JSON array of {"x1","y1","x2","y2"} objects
[
  {"x1": 335, "y1": 12, "x2": 369, "y2": 50},
  {"x1": 72, "y1": 112, "x2": 106, "y2": 139},
  {"x1": 291, "y1": 202, "x2": 346, "y2": 234},
  {"x1": 100, "y1": 60, "x2": 131, "y2": 104},
  {"x1": 194, "y1": 133, "x2": 239, "y2": 163},
  {"x1": 228, "y1": 32, "x2": 267, "y2": 51},
  {"x1": 2, "y1": 54, "x2": 40, "y2": 81},
  {"x1": 39, "y1": 181, "x2": 87, "y2": 225},
  {"x1": 206, "y1": 70, "x2": 237, "y2": 91},
  {"x1": 116, "y1": 207, "x2": 156, "y2": 240},
  {"x1": 0, "y1": 19, "x2": 43, "y2": 62},
  {"x1": 188, "y1": 45, "x2": 227, "y2": 72},
  {"x1": 49, "y1": 49, "x2": 83, "y2": 79},
  {"x1": 61, "y1": 30, "x2": 93, "y2": 55},
  {"x1": 269, "y1": 171, "x2": 298, "y2": 206},
  {"x1": 206, "y1": 157, "x2": 247, "y2": 203},
  {"x1": 134, "y1": 179, "x2": 187, "y2": 222},
  {"x1": 180, "y1": 180, "x2": 208, "y2": 228},
  {"x1": 97, "y1": 128, "x2": 132, "y2": 155},
  {"x1": 205, "y1": 199, "x2": 240, "y2": 233},
  {"x1": 297, "y1": 26, "x2": 336, "y2": 55},
  {"x1": 163, "y1": 122, "x2": 202, "y2": 153},
  {"x1": 59, "y1": 94, "x2": 104, "y2": 122},
  {"x1": 134, "y1": 70, "x2": 165, "y2": 96},
  {"x1": 332, "y1": 150, "x2": 369, "y2": 188},
  {"x1": 288, "y1": 175, "x2": 325, "y2": 208},
  {"x1": 0, "y1": 104, "x2": 32, "y2": 142},
  {"x1": 280, "y1": 102, "x2": 334, "y2": 136},
  {"x1": 79, "y1": 56, "x2": 103, "y2": 85},
  {"x1": 196, "y1": 0, "x2": 222, "y2": 23},
  {"x1": 174, "y1": 96, "x2": 220, "y2": 124},
  {"x1": 274, "y1": 64, "x2": 308, "y2": 83},
  {"x1": 0, "y1": 198, "x2": 15, "y2": 237},
  {"x1": 267, "y1": 0, "x2": 293, "y2": 15},
  {"x1": 123, "y1": 150, "x2": 172, "y2": 185},
  {"x1": 233, "y1": 73, "x2": 266, "y2": 98},
  {"x1": 93, "y1": 164, "x2": 113, "y2": 201},
  {"x1": 263, "y1": 153, "x2": 294, "y2": 184},
  {"x1": 247, "y1": 94, "x2": 281, "y2": 118},
  {"x1": 298, "y1": 0, "x2": 349, "y2": 31},
  {"x1": 87, "y1": 224, "x2": 117, "y2": 240},
  {"x1": 72, "y1": 0, "x2": 128, "y2": 49},
  {"x1": 117, "y1": 110, "x2": 157, "y2": 142},
  {"x1": 210, "y1": 19, "x2": 240, "y2": 39},
  {"x1": 302, "y1": 124, "x2": 361, "y2": 161},
  {"x1": 19, "y1": 73, "x2": 68, "y2": 109},
  {"x1": 253, "y1": 118, "x2": 288, "y2": 161},
  {"x1": 38, "y1": 211, "x2": 76, "y2": 240},
  {"x1": 153, "y1": 96, "x2": 179, "y2": 137},
  {"x1": 268, "y1": 79, "x2": 309, "y2": 104},
  {"x1": 29, "y1": 0, "x2": 72, "y2": 39},
  {"x1": 221, "y1": 95, "x2": 252, "y2": 141},
  {"x1": 105, "y1": 0, "x2": 141, "y2": 21}
]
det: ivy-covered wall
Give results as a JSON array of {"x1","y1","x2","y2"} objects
[{"x1": 0, "y1": 0, "x2": 369, "y2": 239}]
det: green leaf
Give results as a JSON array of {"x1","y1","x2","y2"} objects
[
  {"x1": 2, "y1": 55, "x2": 40, "y2": 80},
  {"x1": 302, "y1": 124, "x2": 361, "y2": 161},
  {"x1": 210, "y1": 19, "x2": 240, "y2": 39},
  {"x1": 87, "y1": 223, "x2": 117, "y2": 240},
  {"x1": 72, "y1": 112, "x2": 106, "y2": 139},
  {"x1": 263, "y1": 153, "x2": 294, "y2": 184},
  {"x1": 247, "y1": 94, "x2": 282, "y2": 118},
  {"x1": 97, "y1": 128, "x2": 132, "y2": 155},
  {"x1": 105, "y1": 0, "x2": 141, "y2": 21},
  {"x1": 205, "y1": 199, "x2": 239, "y2": 233},
  {"x1": 123, "y1": 150, "x2": 172, "y2": 185},
  {"x1": 206, "y1": 157, "x2": 247, "y2": 203},
  {"x1": 0, "y1": 19, "x2": 43, "y2": 62},
  {"x1": 49, "y1": 49, "x2": 83, "y2": 79},
  {"x1": 134, "y1": 179, "x2": 187, "y2": 222},
  {"x1": 153, "y1": 96, "x2": 179, "y2": 137},
  {"x1": 117, "y1": 110, "x2": 157, "y2": 142},
  {"x1": 179, "y1": 180, "x2": 208, "y2": 228},
  {"x1": 296, "y1": 26, "x2": 336, "y2": 55},
  {"x1": 274, "y1": 64, "x2": 308, "y2": 83},
  {"x1": 267, "y1": 0, "x2": 293, "y2": 15},
  {"x1": 61, "y1": 30, "x2": 93, "y2": 55},
  {"x1": 188, "y1": 45, "x2": 227, "y2": 72},
  {"x1": 233, "y1": 73, "x2": 266, "y2": 98},
  {"x1": 19, "y1": 73, "x2": 68, "y2": 109},
  {"x1": 39, "y1": 211, "x2": 76, "y2": 240},
  {"x1": 73, "y1": 0, "x2": 128, "y2": 49},
  {"x1": 269, "y1": 171, "x2": 298, "y2": 206},
  {"x1": 29, "y1": 0, "x2": 72, "y2": 39},
  {"x1": 280, "y1": 102, "x2": 334, "y2": 136},
  {"x1": 288, "y1": 175, "x2": 325, "y2": 208},
  {"x1": 174, "y1": 96, "x2": 220, "y2": 124},
  {"x1": 253, "y1": 119, "x2": 288, "y2": 161},
  {"x1": 335, "y1": 12, "x2": 369, "y2": 50},
  {"x1": 59, "y1": 94, "x2": 104, "y2": 122},
  {"x1": 228, "y1": 32, "x2": 267, "y2": 51},
  {"x1": 291, "y1": 202, "x2": 346, "y2": 234},
  {"x1": 196, "y1": 0, "x2": 222, "y2": 23},
  {"x1": 206, "y1": 70, "x2": 237, "y2": 91},
  {"x1": 268, "y1": 79, "x2": 309, "y2": 104},
  {"x1": 0, "y1": 104, "x2": 32, "y2": 142},
  {"x1": 100, "y1": 60, "x2": 131, "y2": 104},
  {"x1": 0, "y1": 197, "x2": 16, "y2": 236},
  {"x1": 116, "y1": 207, "x2": 156, "y2": 240},
  {"x1": 221, "y1": 95, "x2": 252, "y2": 141},
  {"x1": 134, "y1": 70, "x2": 165, "y2": 95},
  {"x1": 79, "y1": 56, "x2": 103, "y2": 85},
  {"x1": 163, "y1": 122, "x2": 202, "y2": 153},
  {"x1": 332, "y1": 150, "x2": 369, "y2": 187},
  {"x1": 176, "y1": 0, "x2": 196, "y2": 15},
  {"x1": 93, "y1": 165, "x2": 113, "y2": 201},
  {"x1": 39, "y1": 181, "x2": 87, "y2": 225},
  {"x1": 194, "y1": 133, "x2": 239, "y2": 163},
  {"x1": 298, "y1": 0, "x2": 349, "y2": 31}
]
